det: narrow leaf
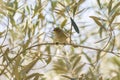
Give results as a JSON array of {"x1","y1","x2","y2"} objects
[
  {"x1": 13, "y1": 55, "x2": 21, "y2": 80},
  {"x1": 90, "y1": 16, "x2": 102, "y2": 26},
  {"x1": 61, "y1": 19, "x2": 67, "y2": 28},
  {"x1": 74, "y1": 63, "x2": 85, "y2": 74},
  {"x1": 73, "y1": 3, "x2": 77, "y2": 16},
  {"x1": 83, "y1": 52, "x2": 91, "y2": 63},
  {"x1": 20, "y1": 58, "x2": 39, "y2": 74},
  {"x1": 70, "y1": 17, "x2": 79, "y2": 33},
  {"x1": 99, "y1": 27, "x2": 103, "y2": 38},
  {"x1": 112, "y1": 2, "x2": 120, "y2": 12},
  {"x1": 61, "y1": 75, "x2": 71, "y2": 79},
  {"x1": 110, "y1": 12, "x2": 120, "y2": 24},
  {"x1": 90, "y1": 16, "x2": 106, "y2": 31},
  {"x1": 58, "y1": 2, "x2": 65, "y2": 8},
  {"x1": 77, "y1": 0, "x2": 85, "y2": 5},
  {"x1": 72, "y1": 55, "x2": 81, "y2": 70},
  {"x1": 97, "y1": 0, "x2": 102, "y2": 9},
  {"x1": 108, "y1": 0, "x2": 113, "y2": 14}
]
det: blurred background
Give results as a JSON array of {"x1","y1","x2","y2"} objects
[{"x1": 0, "y1": 0, "x2": 120, "y2": 80}]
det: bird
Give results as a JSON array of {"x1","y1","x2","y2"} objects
[{"x1": 53, "y1": 27, "x2": 68, "y2": 43}]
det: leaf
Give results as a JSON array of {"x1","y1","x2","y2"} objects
[
  {"x1": 73, "y1": 3, "x2": 77, "y2": 16},
  {"x1": 111, "y1": 2, "x2": 120, "y2": 12},
  {"x1": 76, "y1": 8, "x2": 85, "y2": 15},
  {"x1": 25, "y1": 73, "x2": 44, "y2": 80},
  {"x1": 108, "y1": 0, "x2": 113, "y2": 14},
  {"x1": 90, "y1": 16, "x2": 106, "y2": 31},
  {"x1": 73, "y1": 0, "x2": 85, "y2": 15},
  {"x1": 97, "y1": 0, "x2": 102, "y2": 9},
  {"x1": 74, "y1": 63, "x2": 85, "y2": 74},
  {"x1": 53, "y1": 64, "x2": 67, "y2": 73},
  {"x1": 110, "y1": 12, "x2": 120, "y2": 24},
  {"x1": 111, "y1": 36, "x2": 115, "y2": 52},
  {"x1": 2, "y1": 48, "x2": 9, "y2": 63},
  {"x1": 58, "y1": 2, "x2": 65, "y2": 8},
  {"x1": 77, "y1": 0, "x2": 85, "y2": 5},
  {"x1": 22, "y1": 39, "x2": 31, "y2": 55},
  {"x1": 111, "y1": 57, "x2": 120, "y2": 66},
  {"x1": 0, "y1": 31, "x2": 5, "y2": 38},
  {"x1": 51, "y1": 1, "x2": 57, "y2": 10},
  {"x1": 13, "y1": 55, "x2": 21, "y2": 80},
  {"x1": 96, "y1": 51, "x2": 101, "y2": 63},
  {"x1": 9, "y1": 15, "x2": 16, "y2": 26},
  {"x1": 83, "y1": 52, "x2": 92, "y2": 63},
  {"x1": 72, "y1": 55, "x2": 81, "y2": 70},
  {"x1": 61, "y1": 19, "x2": 67, "y2": 28},
  {"x1": 69, "y1": 54, "x2": 78, "y2": 62},
  {"x1": 0, "y1": 45, "x2": 7, "y2": 50},
  {"x1": 70, "y1": 17, "x2": 79, "y2": 33},
  {"x1": 45, "y1": 56, "x2": 51, "y2": 64},
  {"x1": 99, "y1": 27, "x2": 103, "y2": 38},
  {"x1": 28, "y1": 27, "x2": 30, "y2": 39},
  {"x1": 90, "y1": 16, "x2": 102, "y2": 25},
  {"x1": 61, "y1": 75, "x2": 71, "y2": 79},
  {"x1": 20, "y1": 58, "x2": 39, "y2": 75},
  {"x1": 14, "y1": 0, "x2": 18, "y2": 9}
]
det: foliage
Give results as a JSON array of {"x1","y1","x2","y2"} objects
[{"x1": 0, "y1": 0, "x2": 120, "y2": 80}]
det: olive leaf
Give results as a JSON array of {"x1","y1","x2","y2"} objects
[{"x1": 70, "y1": 17, "x2": 79, "y2": 33}]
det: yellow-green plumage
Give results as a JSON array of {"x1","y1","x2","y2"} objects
[{"x1": 53, "y1": 28, "x2": 68, "y2": 43}]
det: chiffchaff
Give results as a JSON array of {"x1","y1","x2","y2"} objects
[{"x1": 53, "y1": 28, "x2": 68, "y2": 43}]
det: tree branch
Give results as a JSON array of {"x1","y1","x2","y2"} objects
[
  {"x1": 0, "y1": 42, "x2": 119, "y2": 75},
  {"x1": 26, "y1": 42, "x2": 120, "y2": 56}
]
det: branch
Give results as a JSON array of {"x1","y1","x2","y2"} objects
[
  {"x1": 0, "y1": 42, "x2": 119, "y2": 75},
  {"x1": 26, "y1": 42, "x2": 120, "y2": 55}
]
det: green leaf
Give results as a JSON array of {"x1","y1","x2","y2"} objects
[
  {"x1": 108, "y1": 0, "x2": 113, "y2": 14},
  {"x1": 77, "y1": 0, "x2": 85, "y2": 5},
  {"x1": 73, "y1": 0, "x2": 85, "y2": 15},
  {"x1": 83, "y1": 52, "x2": 92, "y2": 63},
  {"x1": 3, "y1": 48, "x2": 9, "y2": 63},
  {"x1": 99, "y1": 27, "x2": 103, "y2": 38},
  {"x1": 69, "y1": 54, "x2": 78, "y2": 62},
  {"x1": 97, "y1": 0, "x2": 102, "y2": 9},
  {"x1": 74, "y1": 63, "x2": 85, "y2": 74},
  {"x1": 0, "y1": 31, "x2": 5, "y2": 37},
  {"x1": 90, "y1": 16, "x2": 106, "y2": 31},
  {"x1": 70, "y1": 17, "x2": 79, "y2": 33},
  {"x1": 14, "y1": 0, "x2": 18, "y2": 9},
  {"x1": 51, "y1": 1, "x2": 57, "y2": 10},
  {"x1": 72, "y1": 55, "x2": 81, "y2": 70},
  {"x1": 13, "y1": 55, "x2": 21, "y2": 80},
  {"x1": 25, "y1": 73, "x2": 43, "y2": 80},
  {"x1": 58, "y1": 2, "x2": 65, "y2": 8},
  {"x1": 9, "y1": 15, "x2": 16, "y2": 26},
  {"x1": 53, "y1": 64, "x2": 68, "y2": 73},
  {"x1": 96, "y1": 51, "x2": 101, "y2": 63},
  {"x1": 90, "y1": 16, "x2": 102, "y2": 26},
  {"x1": 61, "y1": 19, "x2": 67, "y2": 28},
  {"x1": 111, "y1": 2, "x2": 120, "y2": 12},
  {"x1": 73, "y1": 3, "x2": 78, "y2": 17},
  {"x1": 20, "y1": 58, "x2": 39, "y2": 74},
  {"x1": 61, "y1": 75, "x2": 72, "y2": 79},
  {"x1": 110, "y1": 12, "x2": 120, "y2": 24}
]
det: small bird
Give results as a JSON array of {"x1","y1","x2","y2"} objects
[{"x1": 53, "y1": 27, "x2": 68, "y2": 43}]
